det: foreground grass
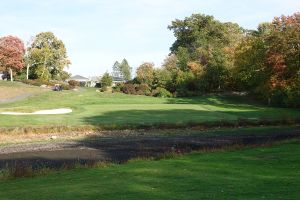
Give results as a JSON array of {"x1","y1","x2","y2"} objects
[
  {"x1": 0, "y1": 139, "x2": 299, "y2": 199},
  {"x1": 0, "y1": 82, "x2": 299, "y2": 128}
]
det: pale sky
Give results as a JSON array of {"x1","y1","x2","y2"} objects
[{"x1": 0, "y1": 0, "x2": 299, "y2": 77}]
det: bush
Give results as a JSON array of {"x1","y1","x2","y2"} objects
[
  {"x1": 135, "y1": 83, "x2": 151, "y2": 96},
  {"x1": 22, "y1": 79, "x2": 71, "y2": 90},
  {"x1": 60, "y1": 84, "x2": 71, "y2": 90},
  {"x1": 68, "y1": 80, "x2": 80, "y2": 87},
  {"x1": 122, "y1": 83, "x2": 136, "y2": 94},
  {"x1": 112, "y1": 83, "x2": 124, "y2": 93},
  {"x1": 22, "y1": 79, "x2": 49, "y2": 86},
  {"x1": 152, "y1": 87, "x2": 172, "y2": 98},
  {"x1": 95, "y1": 83, "x2": 101, "y2": 88}
]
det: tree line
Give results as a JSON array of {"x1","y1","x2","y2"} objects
[{"x1": 114, "y1": 12, "x2": 299, "y2": 107}]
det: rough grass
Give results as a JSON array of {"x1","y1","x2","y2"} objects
[
  {"x1": 0, "y1": 125, "x2": 299, "y2": 145},
  {"x1": 0, "y1": 81, "x2": 47, "y2": 100},
  {"x1": 0, "y1": 139, "x2": 299, "y2": 199},
  {"x1": 0, "y1": 82, "x2": 299, "y2": 130}
]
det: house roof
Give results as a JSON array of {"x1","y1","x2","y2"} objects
[{"x1": 67, "y1": 75, "x2": 89, "y2": 81}]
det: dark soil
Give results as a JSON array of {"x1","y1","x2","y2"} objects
[{"x1": 0, "y1": 131, "x2": 299, "y2": 170}]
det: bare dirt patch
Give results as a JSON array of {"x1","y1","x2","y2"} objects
[{"x1": 0, "y1": 130, "x2": 299, "y2": 170}]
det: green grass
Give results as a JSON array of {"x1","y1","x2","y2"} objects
[
  {"x1": 0, "y1": 81, "x2": 300, "y2": 128},
  {"x1": 0, "y1": 139, "x2": 299, "y2": 199}
]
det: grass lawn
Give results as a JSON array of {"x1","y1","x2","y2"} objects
[
  {"x1": 0, "y1": 139, "x2": 299, "y2": 199},
  {"x1": 0, "y1": 81, "x2": 300, "y2": 128}
]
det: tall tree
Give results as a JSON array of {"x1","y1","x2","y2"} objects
[
  {"x1": 112, "y1": 59, "x2": 132, "y2": 81},
  {"x1": 120, "y1": 59, "x2": 132, "y2": 81},
  {"x1": 27, "y1": 32, "x2": 70, "y2": 80},
  {"x1": 0, "y1": 36, "x2": 25, "y2": 81},
  {"x1": 168, "y1": 13, "x2": 244, "y2": 92},
  {"x1": 112, "y1": 61, "x2": 121, "y2": 78}
]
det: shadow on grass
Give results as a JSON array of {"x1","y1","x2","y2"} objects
[
  {"x1": 165, "y1": 94, "x2": 264, "y2": 108},
  {"x1": 83, "y1": 108, "x2": 300, "y2": 128}
]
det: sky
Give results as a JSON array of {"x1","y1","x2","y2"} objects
[{"x1": 0, "y1": 0, "x2": 299, "y2": 77}]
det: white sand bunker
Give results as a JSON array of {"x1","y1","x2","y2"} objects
[{"x1": 0, "y1": 108, "x2": 72, "y2": 115}]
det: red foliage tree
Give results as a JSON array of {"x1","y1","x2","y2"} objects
[{"x1": 0, "y1": 36, "x2": 25, "y2": 81}]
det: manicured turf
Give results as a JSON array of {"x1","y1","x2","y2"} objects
[
  {"x1": 0, "y1": 139, "x2": 299, "y2": 200},
  {"x1": 0, "y1": 81, "x2": 299, "y2": 128}
]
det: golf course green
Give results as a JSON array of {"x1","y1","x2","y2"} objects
[{"x1": 0, "y1": 82, "x2": 299, "y2": 129}]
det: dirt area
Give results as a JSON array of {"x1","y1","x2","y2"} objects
[{"x1": 0, "y1": 131, "x2": 299, "y2": 169}]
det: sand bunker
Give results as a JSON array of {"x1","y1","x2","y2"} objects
[{"x1": 0, "y1": 108, "x2": 72, "y2": 115}]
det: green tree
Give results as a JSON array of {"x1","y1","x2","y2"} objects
[
  {"x1": 120, "y1": 59, "x2": 132, "y2": 81},
  {"x1": 101, "y1": 72, "x2": 113, "y2": 90},
  {"x1": 112, "y1": 59, "x2": 132, "y2": 81},
  {"x1": 153, "y1": 68, "x2": 172, "y2": 89},
  {"x1": 112, "y1": 61, "x2": 121, "y2": 78},
  {"x1": 161, "y1": 54, "x2": 179, "y2": 92},
  {"x1": 168, "y1": 13, "x2": 244, "y2": 92},
  {"x1": 27, "y1": 32, "x2": 70, "y2": 81}
]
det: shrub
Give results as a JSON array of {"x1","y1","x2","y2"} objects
[
  {"x1": 152, "y1": 87, "x2": 172, "y2": 98},
  {"x1": 60, "y1": 84, "x2": 71, "y2": 90},
  {"x1": 122, "y1": 83, "x2": 136, "y2": 94},
  {"x1": 22, "y1": 79, "x2": 49, "y2": 86},
  {"x1": 95, "y1": 82, "x2": 101, "y2": 88},
  {"x1": 22, "y1": 79, "x2": 71, "y2": 90},
  {"x1": 112, "y1": 83, "x2": 124, "y2": 93},
  {"x1": 68, "y1": 80, "x2": 80, "y2": 87},
  {"x1": 135, "y1": 83, "x2": 151, "y2": 96}
]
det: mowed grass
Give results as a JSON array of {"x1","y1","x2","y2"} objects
[
  {"x1": 0, "y1": 81, "x2": 300, "y2": 128},
  {"x1": 0, "y1": 139, "x2": 299, "y2": 200}
]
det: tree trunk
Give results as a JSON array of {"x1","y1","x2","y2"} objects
[
  {"x1": 26, "y1": 64, "x2": 29, "y2": 80},
  {"x1": 9, "y1": 68, "x2": 13, "y2": 82}
]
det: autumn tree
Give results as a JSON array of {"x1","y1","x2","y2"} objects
[
  {"x1": 27, "y1": 32, "x2": 70, "y2": 81},
  {"x1": 0, "y1": 36, "x2": 25, "y2": 81},
  {"x1": 136, "y1": 62, "x2": 154, "y2": 86},
  {"x1": 234, "y1": 12, "x2": 300, "y2": 106}
]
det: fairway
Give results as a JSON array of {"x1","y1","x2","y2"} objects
[
  {"x1": 0, "y1": 82, "x2": 300, "y2": 128},
  {"x1": 0, "y1": 140, "x2": 299, "y2": 199}
]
